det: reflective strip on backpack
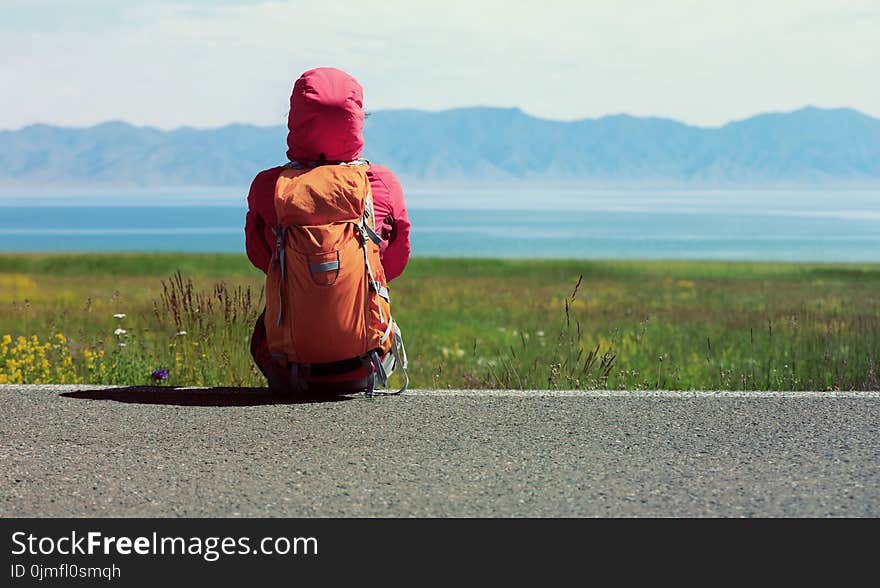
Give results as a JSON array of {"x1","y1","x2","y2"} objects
[{"x1": 309, "y1": 261, "x2": 340, "y2": 274}]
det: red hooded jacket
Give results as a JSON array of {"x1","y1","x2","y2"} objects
[{"x1": 244, "y1": 68, "x2": 411, "y2": 281}]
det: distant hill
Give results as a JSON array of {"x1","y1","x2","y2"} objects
[{"x1": 2, "y1": 106, "x2": 879, "y2": 187}]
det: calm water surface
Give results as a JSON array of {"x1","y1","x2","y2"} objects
[{"x1": 0, "y1": 187, "x2": 878, "y2": 261}]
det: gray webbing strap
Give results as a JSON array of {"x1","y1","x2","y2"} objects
[
  {"x1": 359, "y1": 227, "x2": 385, "y2": 324},
  {"x1": 393, "y1": 322, "x2": 408, "y2": 371},
  {"x1": 273, "y1": 226, "x2": 286, "y2": 326},
  {"x1": 363, "y1": 356, "x2": 375, "y2": 399},
  {"x1": 358, "y1": 219, "x2": 383, "y2": 246},
  {"x1": 375, "y1": 284, "x2": 390, "y2": 302},
  {"x1": 359, "y1": 196, "x2": 383, "y2": 245},
  {"x1": 340, "y1": 159, "x2": 369, "y2": 167},
  {"x1": 380, "y1": 317, "x2": 393, "y2": 344},
  {"x1": 286, "y1": 159, "x2": 367, "y2": 169},
  {"x1": 370, "y1": 350, "x2": 388, "y2": 387},
  {"x1": 390, "y1": 336, "x2": 409, "y2": 395},
  {"x1": 370, "y1": 322, "x2": 409, "y2": 396},
  {"x1": 381, "y1": 350, "x2": 395, "y2": 376}
]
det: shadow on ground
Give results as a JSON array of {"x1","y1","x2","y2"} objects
[{"x1": 60, "y1": 386, "x2": 355, "y2": 406}]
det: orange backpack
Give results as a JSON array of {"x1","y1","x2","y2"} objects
[{"x1": 264, "y1": 160, "x2": 408, "y2": 397}]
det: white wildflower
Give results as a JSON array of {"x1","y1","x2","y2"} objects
[
  {"x1": 117, "y1": 342, "x2": 127, "y2": 347},
  {"x1": 175, "y1": 331, "x2": 187, "y2": 337},
  {"x1": 113, "y1": 313, "x2": 126, "y2": 319},
  {"x1": 442, "y1": 346, "x2": 464, "y2": 358},
  {"x1": 114, "y1": 328, "x2": 127, "y2": 336}
]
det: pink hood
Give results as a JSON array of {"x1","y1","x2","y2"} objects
[{"x1": 286, "y1": 67, "x2": 365, "y2": 163}]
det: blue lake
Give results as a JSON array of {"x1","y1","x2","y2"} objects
[{"x1": 0, "y1": 187, "x2": 878, "y2": 262}]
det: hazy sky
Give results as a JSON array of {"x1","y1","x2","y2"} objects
[{"x1": 3, "y1": 0, "x2": 878, "y2": 130}]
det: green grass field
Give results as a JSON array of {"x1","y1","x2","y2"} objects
[{"x1": 1, "y1": 253, "x2": 878, "y2": 390}]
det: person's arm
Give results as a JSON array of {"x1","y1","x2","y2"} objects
[
  {"x1": 244, "y1": 174, "x2": 273, "y2": 274},
  {"x1": 370, "y1": 166, "x2": 411, "y2": 282}
]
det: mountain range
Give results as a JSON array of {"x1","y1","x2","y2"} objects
[{"x1": 2, "y1": 106, "x2": 879, "y2": 187}]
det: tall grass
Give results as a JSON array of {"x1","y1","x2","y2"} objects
[
  {"x1": 1, "y1": 254, "x2": 878, "y2": 390},
  {"x1": 485, "y1": 275, "x2": 617, "y2": 389},
  {"x1": 142, "y1": 272, "x2": 263, "y2": 386}
]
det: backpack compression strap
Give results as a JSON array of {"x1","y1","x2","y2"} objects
[{"x1": 362, "y1": 322, "x2": 409, "y2": 399}]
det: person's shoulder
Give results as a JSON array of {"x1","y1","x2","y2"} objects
[
  {"x1": 367, "y1": 163, "x2": 396, "y2": 179},
  {"x1": 251, "y1": 165, "x2": 286, "y2": 187},
  {"x1": 367, "y1": 164, "x2": 402, "y2": 192},
  {"x1": 246, "y1": 165, "x2": 285, "y2": 211},
  {"x1": 248, "y1": 165, "x2": 286, "y2": 200}
]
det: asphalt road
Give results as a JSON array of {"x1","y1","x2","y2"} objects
[{"x1": 1, "y1": 386, "x2": 878, "y2": 517}]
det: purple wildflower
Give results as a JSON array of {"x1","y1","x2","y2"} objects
[{"x1": 151, "y1": 369, "x2": 169, "y2": 381}]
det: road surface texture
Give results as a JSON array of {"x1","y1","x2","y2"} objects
[{"x1": 1, "y1": 386, "x2": 878, "y2": 517}]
